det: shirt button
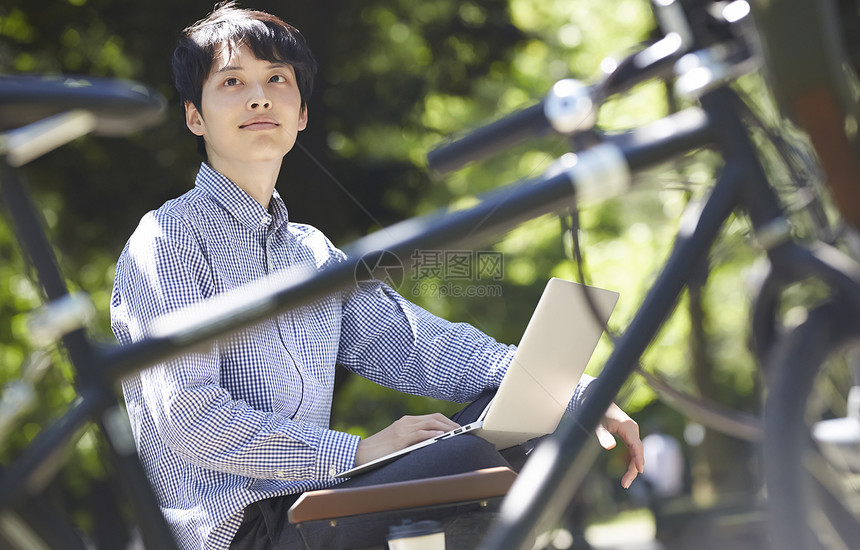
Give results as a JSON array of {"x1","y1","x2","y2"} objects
[
  {"x1": 329, "y1": 466, "x2": 338, "y2": 477},
  {"x1": 275, "y1": 470, "x2": 287, "y2": 479}
]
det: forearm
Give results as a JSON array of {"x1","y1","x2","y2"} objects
[
  {"x1": 138, "y1": 369, "x2": 359, "y2": 481},
  {"x1": 338, "y1": 280, "x2": 515, "y2": 402}
]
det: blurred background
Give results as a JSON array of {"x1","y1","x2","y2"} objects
[{"x1": 0, "y1": 0, "x2": 808, "y2": 547}]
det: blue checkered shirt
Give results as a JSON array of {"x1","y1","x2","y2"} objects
[{"x1": 111, "y1": 164, "x2": 541, "y2": 549}]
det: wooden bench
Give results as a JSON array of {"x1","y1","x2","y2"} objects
[{"x1": 288, "y1": 467, "x2": 517, "y2": 549}]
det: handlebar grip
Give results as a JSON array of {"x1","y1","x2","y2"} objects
[
  {"x1": 427, "y1": 101, "x2": 549, "y2": 175},
  {"x1": 427, "y1": 79, "x2": 595, "y2": 175},
  {"x1": 0, "y1": 74, "x2": 166, "y2": 136}
]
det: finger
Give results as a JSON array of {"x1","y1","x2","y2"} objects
[
  {"x1": 595, "y1": 425, "x2": 617, "y2": 450},
  {"x1": 615, "y1": 425, "x2": 644, "y2": 473},
  {"x1": 393, "y1": 417, "x2": 458, "y2": 447},
  {"x1": 405, "y1": 414, "x2": 459, "y2": 431},
  {"x1": 620, "y1": 430, "x2": 644, "y2": 473},
  {"x1": 413, "y1": 416, "x2": 459, "y2": 434},
  {"x1": 621, "y1": 460, "x2": 640, "y2": 489},
  {"x1": 428, "y1": 413, "x2": 461, "y2": 430},
  {"x1": 397, "y1": 415, "x2": 457, "y2": 433},
  {"x1": 631, "y1": 443, "x2": 645, "y2": 474}
]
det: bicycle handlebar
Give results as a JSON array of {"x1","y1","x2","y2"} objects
[
  {"x1": 0, "y1": 82, "x2": 714, "y2": 545},
  {"x1": 97, "y1": 107, "x2": 713, "y2": 387},
  {"x1": 0, "y1": 74, "x2": 166, "y2": 136},
  {"x1": 426, "y1": 79, "x2": 596, "y2": 175},
  {"x1": 426, "y1": 31, "x2": 690, "y2": 176},
  {"x1": 426, "y1": 101, "x2": 550, "y2": 176}
]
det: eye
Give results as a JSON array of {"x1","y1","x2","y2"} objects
[
  {"x1": 269, "y1": 74, "x2": 287, "y2": 83},
  {"x1": 224, "y1": 77, "x2": 241, "y2": 87}
]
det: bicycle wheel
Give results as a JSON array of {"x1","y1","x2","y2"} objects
[{"x1": 764, "y1": 301, "x2": 860, "y2": 550}]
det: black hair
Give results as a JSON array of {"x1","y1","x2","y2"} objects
[{"x1": 171, "y1": 2, "x2": 318, "y2": 155}]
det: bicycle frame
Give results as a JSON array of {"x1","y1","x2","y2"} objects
[
  {"x1": 478, "y1": 85, "x2": 860, "y2": 549},
  {"x1": 0, "y1": 92, "x2": 710, "y2": 549},
  {"x1": 0, "y1": 163, "x2": 179, "y2": 549}
]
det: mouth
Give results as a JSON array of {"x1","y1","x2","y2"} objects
[{"x1": 239, "y1": 119, "x2": 280, "y2": 130}]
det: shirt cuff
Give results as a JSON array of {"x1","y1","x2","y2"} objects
[
  {"x1": 568, "y1": 374, "x2": 596, "y2": 416},
  {"x1": 489, "y1": 345, "x2": 517, "y2": 389},
  {"x1": 315, "y1": 429, "x2": 361, "y2": 479}
]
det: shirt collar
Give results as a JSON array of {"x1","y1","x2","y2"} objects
[{"x1": 194, "y1": 163, "x2": 289, "y2": 232}]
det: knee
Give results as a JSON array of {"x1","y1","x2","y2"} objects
[{"x1": 432, "y1": 435, "x2": 508, "y2": 472}]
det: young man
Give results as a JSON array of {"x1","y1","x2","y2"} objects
[{"x1": 110, "y1": 3, "x2": 643, "y2": 549}]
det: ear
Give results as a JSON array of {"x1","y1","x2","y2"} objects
[
  {"x1": 185, "y1": 101, "x2": 206, "y2": 137},
  {"x1": 298, "y1": 105, "x2": 308, "y2": 132}
]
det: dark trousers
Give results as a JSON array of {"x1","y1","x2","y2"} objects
[{"x1": 231, "y1": 391, "x2": 528, "y2": 549}]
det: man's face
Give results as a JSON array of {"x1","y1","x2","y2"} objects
[{"x1": 185, "y1": 44, "x2": 308, "y2": 172}]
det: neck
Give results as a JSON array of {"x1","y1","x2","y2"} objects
[{"x1": 208, "y1": 158, "x2": 281, "y2": 209}]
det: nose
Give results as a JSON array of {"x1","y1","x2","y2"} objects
[{"x1": 247, "y1": 85, "x2": 271, "y2": 110}]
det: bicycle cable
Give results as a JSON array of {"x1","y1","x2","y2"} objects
[
  {"x1": 551, "y1": 43, "x2": 856, "y2": 442},
  {"x1": 560, "y1": 192, "x2": 762, "y2": 442}
]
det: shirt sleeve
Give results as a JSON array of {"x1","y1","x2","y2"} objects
[
  {"x1": 111, "y1": 212, "x2": 359, "y2": 482},
  {"x1": 568, "y1": 374, "x2": 595, "y2": 416},
  {"x1": 336, "y1": 279, "x2": 517, "y2": 403},
  {"x1": 326, "y1": 235, "x2": 594, "y2": 411}
]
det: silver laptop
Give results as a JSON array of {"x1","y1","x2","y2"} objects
[{"x1": 335, "y1": 277, "x2": 619, "y2": 478}]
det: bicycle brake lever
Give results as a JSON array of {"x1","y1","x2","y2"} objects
[{"x1": 26, "y1": 292, "x2": 96, "y2": 346}]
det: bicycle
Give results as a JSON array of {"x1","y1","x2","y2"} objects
[
  {"x1": 0, "y1": 74, "x2": 179, "y2": 548},
  {"x1": 0, "y1": 1, "x2": 859, "y2": 549},
  {"x1": 421, "y1": 1, "x2": 860, "y2": 549}
]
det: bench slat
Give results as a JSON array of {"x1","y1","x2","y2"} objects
[{"x1": 288, "y1": 467, "x2": 517, "y2": 524}]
